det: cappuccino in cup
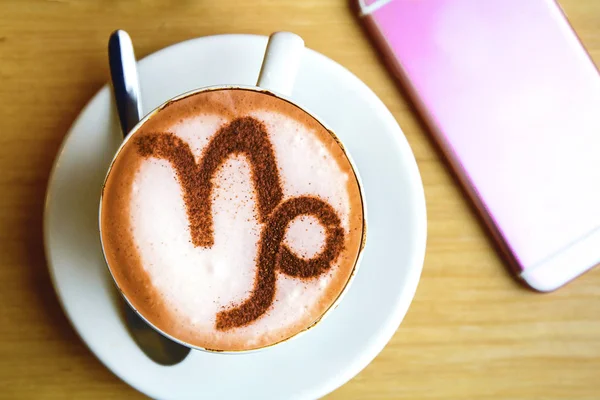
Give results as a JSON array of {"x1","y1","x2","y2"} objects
[{"x1": 100, "y1": 33, "x2": 366, "y2": 352}]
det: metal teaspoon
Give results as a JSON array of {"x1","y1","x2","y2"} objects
[{"x1": 108, "y1": 29, "x2": 191, "y2": 366}]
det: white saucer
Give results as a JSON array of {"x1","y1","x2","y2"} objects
[{"x1": 44, "y1": 34, "x2": 427, "y2": 399}]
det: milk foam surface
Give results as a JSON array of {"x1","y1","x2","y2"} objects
[{"x1": 101, "y1": 89, "x2": 365, "y2": 351}]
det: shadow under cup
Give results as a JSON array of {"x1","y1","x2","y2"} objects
[{"x1": 99, "y1": 85, "x2": 367, "y2": 353}]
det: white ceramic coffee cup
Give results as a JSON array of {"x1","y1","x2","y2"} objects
[{"x1": 99, "y1": 31, "x2": 367, "y2": 353}]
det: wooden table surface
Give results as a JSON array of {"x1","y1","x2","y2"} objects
[{"x1": 2, "y1": 0, "x2": 600, "y2": 398}]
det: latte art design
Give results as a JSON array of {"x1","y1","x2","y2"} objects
[
  {"x1": 136, "y1": 117, "x2": 345, "y2": 330},
  {"x1": 102, "y1": 88, "x2": 364, "y2": 350}
]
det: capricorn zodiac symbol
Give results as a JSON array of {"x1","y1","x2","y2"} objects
[{"x1": 136, "y1": 116, "x2": 345, "y2": 330}]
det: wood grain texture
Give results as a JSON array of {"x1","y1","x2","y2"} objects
[{"x1": 1, "y1": 0, "x2": 599, "y2": 398}]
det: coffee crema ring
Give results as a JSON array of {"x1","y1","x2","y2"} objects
[{"x1": 135, "y1": 116, "x2": 345, "y2": 330}]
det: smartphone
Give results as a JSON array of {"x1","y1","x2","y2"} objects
[{"x1": 358, "y1": 0, "x2": 600, "y2": 291}]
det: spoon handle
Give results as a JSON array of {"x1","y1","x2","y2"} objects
[
  {"x1": 108, "y1": 30, "x2": 143, "y2": 136},
  {"x1": 106, "y1": 30, "x2": 190, "y2": 365}
]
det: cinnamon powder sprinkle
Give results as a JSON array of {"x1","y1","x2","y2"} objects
[
  {"x1": 216, "y1": 196, "x2": 344, "y2": 330},
  {"x1": 135, "y1": 116, "x2": 344, "y2": 330}
]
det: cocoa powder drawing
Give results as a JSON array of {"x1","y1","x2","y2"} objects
[{"x1": 136, "y1": 116, "x2": 344, "y2": 330}]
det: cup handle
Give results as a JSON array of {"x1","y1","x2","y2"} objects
[{"x1": 256, "y1": 32, "x2": 305, "y2": 97}]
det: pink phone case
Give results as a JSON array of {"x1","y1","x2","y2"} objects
[{"x1": 359, "y1": 0, "x2": 600, "y2": 291}]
